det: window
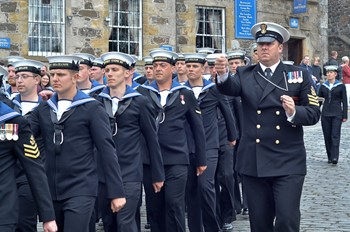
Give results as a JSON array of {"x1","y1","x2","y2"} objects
[
  {"x1": 28, "y1": 0, "x2": 65, "y2": 56},
  {"x1": 196, "y1": 6, "x2": 225, "y2": 52},
  {"x1": 108, "y1": 0, "x2": 142, "y2": 57}
]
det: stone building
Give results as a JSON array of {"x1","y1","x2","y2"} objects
[
  {"x1": 328, "y1": 0, "x2": 350, "y2": 64},
  {"x1": 0, "y1": 0, "x2": 328, "y2": 65}
]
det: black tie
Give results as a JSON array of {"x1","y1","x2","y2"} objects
[{"x1": 265, "y1": 68, "x2": 272, "y2": 80}]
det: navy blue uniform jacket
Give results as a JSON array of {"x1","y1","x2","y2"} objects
[
  {"x1": 318, "y1": 80, "x2": 348, "y2": 119},
  {"x1": 98, "y1": 86, "x2": 164, "y2": 183},
  {"x1": 185, "y1": 79, "x2": 238, "y2": 150},
  {"x1": 29, "y1": 91, "x2": 125, "y2": 200},
  {"x1": 216, "y1": 62, "x2": 320, "y2": 177},
  {"x1": 0, "y1": 102, "x2": 55, "y2": 224},
  {"x1": 138, "y1": 80, "x2": 206, "y2": 167}
]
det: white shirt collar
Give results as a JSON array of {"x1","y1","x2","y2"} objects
[{"x1": 259, "y1": 60, "x2": 281, "y2": 74}]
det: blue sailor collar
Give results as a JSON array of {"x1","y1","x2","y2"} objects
[
  {"x1": 142, "y1": 79, "x2": 190, "y2": 94},
  {"x1": 99, "y1": 85, "x2": 141, "y2": 101},
  {"x1": 88, "y1": 80, "x2": 105, "y2": 94},
  {"x1": 131, "y1": 81, "x2": 140, "y2": 90},
  {"x1": 47, "y1": 90, "x2": 95, "y2": 112},
  {"x1": 132, "y1": 72, "x2": 143, "y2": 81},
  {"x1": 322, "y1": 80, "x2": 342, "y2": 90},
  {"x1": 12, "y1": 94, "x2": 43, "y2": 110},
  {"x1": 0, "y1": 102, "x2": 20, "y2": 124},
  {"x1": 6, "y1": 87, "x2": 12, "y2": 95},
  {"x1": 184, "y1": 78, "x2": 215, "y2": 92}
]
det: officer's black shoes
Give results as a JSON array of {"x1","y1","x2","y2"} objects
[
  {"x1": 332, "y1": 159, "x2": 338, "y2": 164},
  {"x1": 222, "y1": 223, "x2": 233, "y2": 231},
  {"x1": 242, "y1": 208, "x2": 249, "y2": 215},
  {"x1": 328, "y1": 160, "x2": 332, "y2": 163},
  {"x1": 236, "y1": 209, "x2": 242, "y2": 215},
  {"x1": 144, "y1": 223, "x2": 151, "y2": 229}
]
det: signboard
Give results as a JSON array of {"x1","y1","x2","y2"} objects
[
  {"x1": 290, "y1": 18, "x2": 299, "y2": 28},
  {"x1": 293, "y1": 0, "x2": 307, "y2": 14},
  {"x1": 160, "y1": 45, "x2": 173, "y2": 51},
  {"x1": 235, "y1": 0, "x2": 256, "y2": 39},
  {"x1": 0, "y1": 38, "x2": 11, "y2": 49}
]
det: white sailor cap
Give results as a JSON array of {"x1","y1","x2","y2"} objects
[
  {"x1": 226, "y1": 50, "x2": 246, "y2": 61},
  {"x1": 73, "y1": 53, "x2": 96, "y2": 67},
  {"x1": 130, "y1": 55, "x2": 139, "y2": 67},
  {"x1": 184, "y1": 53, "x2": 207, "y2": 64},
  {"x1": 0, "y1": 66, "x2": 8, "y2": 77},
  {"x1": 324, "y1": 65, "x2": 339, "y2": 73},
  {"x1": 250, "y1": 22, "x2": 290, "y2": 44},
  {"x1": 197, "y1": 47, "x2": 215, "y2": 54},
  {"x1": 282, "y1": 60, "x2": 295, "y2": 65},
  {"x1": 101, "y1": 52, "x2": 134, "y2": 70},
  {"x1": 149, "y1": 50, "x2": 178, "y2": 65},
  {"x1": 175, "y1": 53, "x2": 185, "y2": 62},
  {"x1": 12, "y1": 60, "x2": 44, "y2": 75},
  {"x1": 92, "y1": 58, "x2": 104, "y2": 68},
  {"x1": 46, "y1": 55, "x2": 81, "y2": 71},
  {"x1": 251, "y1": 43, "x2": 258, "y2": 52},
  {"x1": 206, "y1": 53, "x2": 222, "y2": 66},
  {"x1": 143, "y1": 57, "x2": 153, "y2": 66},
  {"x1": 6, "y1": 56, "x2": 25, "y2": 67}
]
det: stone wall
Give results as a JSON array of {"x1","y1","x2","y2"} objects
[
  {"x1": 328, "y1": 0, "x2": 350, "y2": 64},
  {"x1": 236, "y1": 0, "x2": 328, "y2": 64},
  {"x1": 0, "y1": 0, "x2": 328, "y2": 65},
  {"x1": 143, "y1": 0, "x2": 177, "y2": 55},
  {"x1": 0, "y1": 1, "x2": 27, "y2": 59},
  {"x1": 67, "y1": 0, "x2": 109, "y2": 56}
]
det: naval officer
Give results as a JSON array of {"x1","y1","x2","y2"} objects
[{"x1": 215, "y1": 22, "x2": 320, "y2": 232}]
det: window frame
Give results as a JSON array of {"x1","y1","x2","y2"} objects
[
  {"x1": 28, "y1": 0, "x2": 65, "y2": 56},
  {"x1": 108, "y1": 0, "x2": 143, "y2": 58},
  {"x1": 195, "y1": 6, "x2": 226, "y2": 52}
]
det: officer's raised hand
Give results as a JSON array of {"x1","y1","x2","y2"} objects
[
  {"x1": 43, "y1": 220, "x2": 58, "y2": 232},
  {"x1": 214, "y1": 55, "x2": 228, "y2": 77},
  {"x1": 111, "y1": 197, "x2": 126, "y2": 213}
]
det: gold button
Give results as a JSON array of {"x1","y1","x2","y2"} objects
[
  {"x1": 276, "y1": 111, "x2": 280, "y2": 115},
  {"x1": 276, "y1": 125, "x2": 280, "y2": 130},
  {"x1": 256, "y1": 139, "x2": 260, "y2": 143},
  {"x1": 257, "y1": 110, "x2": 261, "y2": 114},
  {"x1": 257, "y1": 124, "x2": 261, "y2": 129},
  {"x1": 275, "y1": 140, "x2": 280, "y2": 144}
]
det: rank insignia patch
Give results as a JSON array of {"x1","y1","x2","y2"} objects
[{"x1": 23, "y1": 135, "x2": 40, "y2": 158}]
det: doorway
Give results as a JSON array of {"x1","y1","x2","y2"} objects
[{"x1": 286, "y1": 38, "x2": 303, "y2": 65}]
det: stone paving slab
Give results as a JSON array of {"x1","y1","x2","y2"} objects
[{"x1": 38, "y1": 113, "x2": 350, "y2": 231}]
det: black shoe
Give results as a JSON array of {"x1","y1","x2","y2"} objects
[
  {"x1": 222, "y1": 223, "x2": 233, "y2": 231},
  {"x1": 332, "y1": 159, "x2": 338, "y2": 164},
  {"x1": 144, "y1": 223, "x2": 151, "y2": 229},
  {"x1": 236, "y1": 209, "x2": 242, "y2": 215},
  {"x1": 242, "y1": 208, "x2": 249, "y2": 215},
  {"x1": 328, "y1": 160, "x2": 332, "y2": 163}
]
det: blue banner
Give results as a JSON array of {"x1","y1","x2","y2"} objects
[
  {"x1": 0, "y1": 38, "x2": 11, "y2": 49},
  {"x1": 235, "y1": 0, "x2": 256, "y2": 39},
  {"x1": 293, "y1": 0, "x2": 307, "y2": 14}
]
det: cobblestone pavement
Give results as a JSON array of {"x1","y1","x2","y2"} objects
[{"x1": 39, "y1": 113, "x2": 350, "y2": 232}]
